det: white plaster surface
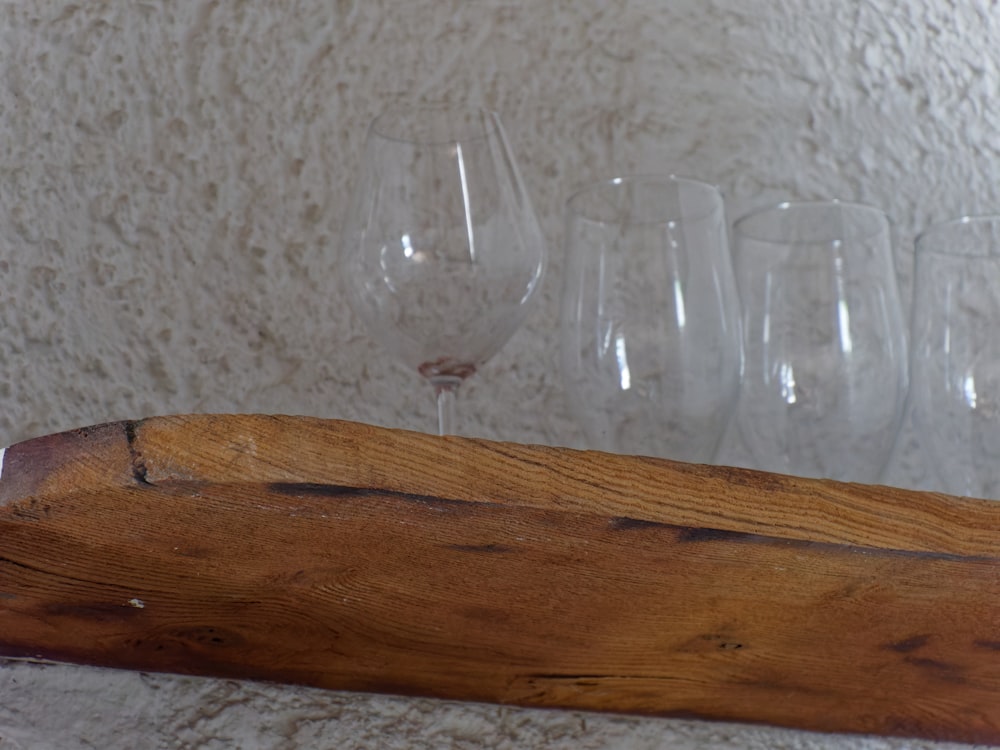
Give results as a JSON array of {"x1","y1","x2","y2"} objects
[{"x1": 1, "y1": 0, "x2": 998, "y2": 747}]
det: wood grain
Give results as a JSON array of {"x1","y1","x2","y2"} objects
[{"x1": 1, "y1": 414, "x2": 998, "y2": 743}]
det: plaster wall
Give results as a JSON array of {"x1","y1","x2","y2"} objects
[{"x1": 0, "y1": 1, "x2": 997, "y2": 747}]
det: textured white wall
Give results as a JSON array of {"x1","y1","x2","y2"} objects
[{"x1": 0, "y1": 1, "x2": 997, "y2": 747}]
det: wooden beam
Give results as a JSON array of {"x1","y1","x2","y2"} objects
[{"x1": 0, "y1": 414, "x2": 998, "y2": 743}]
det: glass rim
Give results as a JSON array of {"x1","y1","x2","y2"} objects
[
  {"x1": 368, "y1": 104, "x2": 502, "y2": 146},
  {"x1": 915, "y1": 214, "x2": 1000, "y2": 258},
  {"x1": 733, "y1": 199, "x2": 891, "y2": 246},
  {"x1": 565, "y1": 174, "x2": 724, "y2": 226}
]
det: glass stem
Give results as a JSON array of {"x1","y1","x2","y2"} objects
[{"x1": 433, "y1": 379, "x2": 461, "y2": 436}]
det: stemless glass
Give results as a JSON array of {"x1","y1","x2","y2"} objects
[
  {"x1": 559, "y1": 176, "x2": 742, "y2": 461},
  {"x1": 910, "y1": 216, "x2": 1000, "y2": 498},
  {"x1": 342, "y1": 105, "x2": 546, "y2": 435},
  {"x1": 732, "y1": 201, "x2": 908, "y2": 482}
]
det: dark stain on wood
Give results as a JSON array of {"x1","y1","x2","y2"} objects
[
  {"x1": 0, "y1": 556, "x2": 42, "y2": 575},
  {"x1": 268, "y1": 482, "x2": 480, "y2": 510},
  {"x1": 269, "y1": 482, "x2": 374, "y2": 498},
  {"x1": 883, "y1": 634, "x2": 931, "y2": 653},
  {"x1": 974, "y1": 640, "x2": 1000, "y2": 651},
  {"x1": 609, "y1": 516, "x2": 666, "y2": 531},
  {"x1": 168, "y1": 625, "x2": 244, "y2": 648},
  {"x1": 676, "y1": 526, "x2": 755, "y2": 543},
  {"x1": 676, "y1": 632, "x2": 746, "y2": 653},
  {"x1": 904, "y1": 656, "x2": 966, "y2": 684}
]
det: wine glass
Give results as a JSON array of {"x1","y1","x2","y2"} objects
[
  {"x1": 342, "y1": 105, "x2": 546, "y2": 435},
  {"x1": 910, "y1": 216, "x2": 1000, "y2": 498},
  {"x1": 732, "y1": 201, "x2": 908, "y2": 482},
  {"x1": 559, "y1": 176, "x2": 742, "y2": 461}
]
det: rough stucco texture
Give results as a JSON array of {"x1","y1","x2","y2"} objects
[{"x1": 1, "y1": 0, "x2": 998, "y2": 748}]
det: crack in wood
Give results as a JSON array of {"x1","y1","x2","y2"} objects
[
  {"x1": 123, "y1": 421, "x2": 153, "y2": 487},
  {"x1": 267, "y1": 482, "x2": 496, "y2": 509}
]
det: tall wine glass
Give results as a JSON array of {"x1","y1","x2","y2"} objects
[
  {"x1": 910, "y1": 216, "x2": 1000, "y2": 498},
  {"x1": 732, "y1": 201, "x2": 908, "y2": 482},
  {"x1": 559, "y1": 176, "x2": 742, "y2": 461},
  {"x1": 342, "y1": 105, "x2": 546, "y2": 435}
]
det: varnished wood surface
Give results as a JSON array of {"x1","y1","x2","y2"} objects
[{"x1": 0, "y1": 414, "x2": 998, "y2": 743}]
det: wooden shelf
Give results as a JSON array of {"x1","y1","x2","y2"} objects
[{"x1": 1, "y1": 414, "x2": 998, "y2": 743}]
